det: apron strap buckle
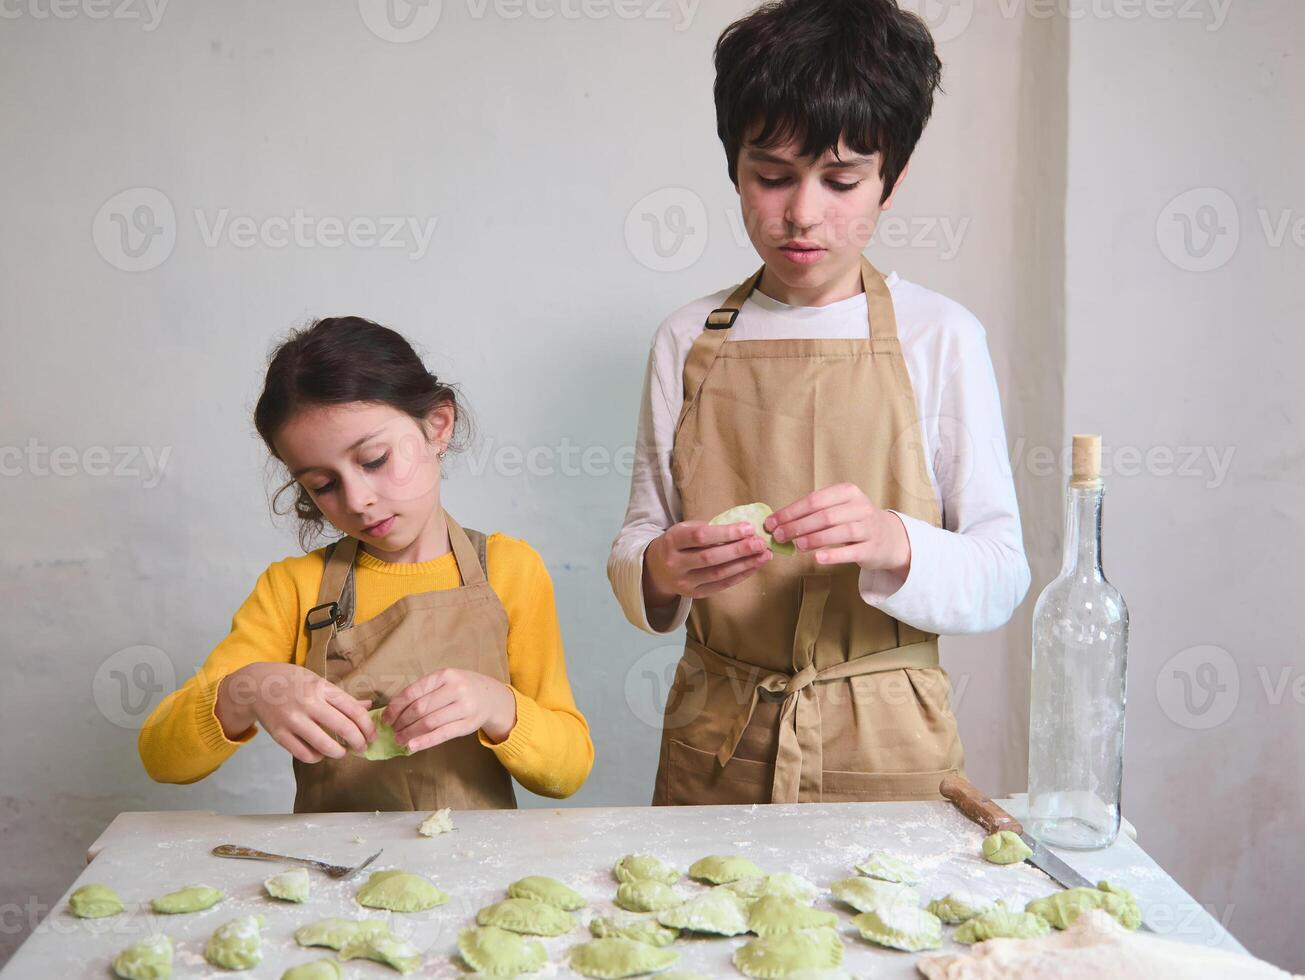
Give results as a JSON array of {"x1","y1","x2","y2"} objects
[
  {"x1": 705, "y1": 307, "x2": 740, "y2": 330},
  {"x1": 305, "y1": 601, "x2": 341, "y2": 631}
]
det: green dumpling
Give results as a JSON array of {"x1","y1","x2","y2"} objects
[
  {"x1": 203, "y1": 914, "x2": 265, "y2": 970},
  {"x1": 458, "y1": 925, "x2": 548, "y2": 975},
  {"x1": 852, "y1": 905, "x2": 942, "y2": 952},
  {"x1": 1025, "y1": 881, "x2": 1141, "y2": 930},
  {"x1": 340, "y1": 931, "x2": 423, "y2": 974},
  {"x1": 294, "y1": 917, "x2": 389, "y2": 950},
  {"x1": 710, "y1": 503, "x2": 797, "y2": 557},
  {"x1": 264, "y1": 867, "x2": 310, "y2": 902},
  {"x1": 353, "y1": 706, "x2": 412, "y2": 760},
  {"x1": 112, "y1": 933, "x2": 172, "y2": 980},
  {"x1": 655, "y1": 887, "x2": 749, "y2": 936},
  {"x1": 687, "y1": 854, "x2": 765, "y2": 884},
  {"x1": 615, "y1": 880, "x2": 682, "y2": 913},
  {"x1": 980, "y1": 830, "x2": 1033, "y2": 865},
  {"x1": 830, "y1": 876, "x2": 919, "y2": 914},
  {"x1": 854, "y1": 851, "x2": 921, "y2": 884},
  {"x1": 356, "y1": 869, "x2": 448, "y2": 911},
  {"x1": 590, "y1": 915, "x2": 681, "y2": 947},
  {"x1": 613, "y1": 854, "x2": 681, "y2": 886},
  {"x1": 477, "y1": 897, "x2": 576, "y2": 936},
  {"x1": 954, "y1": 904, "x2": 1052, "y2": 944},
  {"x1": 68, "y1": 883, "x2": 124, "y2": 918},
  {"x1": 748, "y1": 895, "x2": 838, "y2": 937},
  {"x1": 926, "y1": 892, "x2": 991, "y2": 924},
  {"x1": 569, "y1": 937, "x2": 679, "y2": 978},
  {"x1": 280, "y1": 961, "x2": 343, "y2": 980},
  {"x1": 726, "y1": 872, "x2": 820, "y2": 905},
  {"x1": 151, "y1": 885, "x2": 224, "y2": 914},
  {"x1": 508, "y1": 875, "x2": 587, "y2": 910},
  {"x1": 733, "y1": 928, "x2": 844, "y2": 978}
]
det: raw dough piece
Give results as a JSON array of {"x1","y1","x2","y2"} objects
[
  {"x1": 980, "y1": 830, "x2": 1032, "y2": 865},
  {"x1": 509, "y1": 875, "x2": 587, "y2": 910},
  {"x1": 417, "y1": 808, "x2": 453, "y2": 836},
  {"x1": 688, "y1": 854, "x2": 765, "y2": 884},
  {"x1": 918, "y1": 908, "x2": 1300, "y2": 980},
  {"x1": 459, "y1": 925, "x2": 547, "y2": 975},
  {"x1": 204, "y1": 914, "x2": 265, "y2": 970},
  {"x1": 68, "y1": 883, "x2": 124, "y2": 918},
  {"x1": 710, "y1": 503, "x2": 797, "y2": 557},
  {"x1": 151, "y1": 885, "x2": 224, "y2": 914},
  {"x1": 615, "y1": 880, "x2": 682, "y2": 913},
  {"x1": 655, "y1": 887, "x2": 749, "y2": 936},
  {"x1": 733, "y1": 928, "x2": 845, "y2": 978},
  {"x1": 295, "y1": 917, "x2": 389, "y2": 949},
  {"x1": 355, "y1": 869, "x2": 448, "y2": 911},
  {"x1": 852, "y1": 905, "x2": 943, "y2": 952},
  {"x1": 749, "y1": 895, "x2": 838, "y2": 937},
  {"x1": 280, "y1": 961, "x2": 343, "y2": 980},
  {"x1": 726, "y1": 872, "x2": 819, "y2": 905},
  {"x1": 830, "y1": 877, "x2": 919, "y2": 914},
  {"x1": 590, "y1": 916, "x2": 681, "y2": 947},
  {"x1": 112, "y1": 933, "x2": 172, "y2": 980},
  {"x1": 353, "y1": 707, "x2": 411, "y2": 761},
  {"x1": 340, "y1": 931, "x2": 423, "y2": 974},
  {"x1": 927, "y1": 892, "x2": 991, "y2": 925},
  {"x1": 477, "y1": 897, "x2": 576, "y2": 936},
  {"x1": 854, "y1": 851, "x2": 921, "y2": 884},
  {"x1": 1025, "y1": 880, "x2": 1141, "y2": 930},
  {"x1": 954, "y1": 904, "x2": 1051, "y2": 944},
  {"x1": 264, "y1": 867, "x2": 310, "y2": 902},
  {"x1": 569, "y1": 937, "x2": 679, "y2": 978},
  {"x1": 613, "y1": 854, "x2": 680, "y2": 886}
]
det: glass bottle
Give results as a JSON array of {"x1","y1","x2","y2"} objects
[{"x1": 1028, "y1": 434, "x2": 1129, "y2": 849}]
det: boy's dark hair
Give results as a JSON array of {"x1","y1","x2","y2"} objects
[
  {"x1": 254, "y1": 316, "x2": 470, "y2": 550},
  {"x1": 714, "y1": 0, "x2": 943, "y2": 203}
]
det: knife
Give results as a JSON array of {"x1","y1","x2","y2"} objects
[{"x1": 940, "y1": 773, "x2": 1153, "y2": 932}]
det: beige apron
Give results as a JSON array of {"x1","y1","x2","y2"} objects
[
  {"x1": 653, "y1": 258, "x2": 965, "y2": 805},
  {"x1": 293, "y1": 512, "x2": 517, "y2": 813}
]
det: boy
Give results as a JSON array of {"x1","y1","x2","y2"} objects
[{"x1": 608, "y1": 0, "x2": 1030, "y2": 804}]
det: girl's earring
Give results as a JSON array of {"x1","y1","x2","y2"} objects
[{"x1": 437, "y1": 449, "x2": 447, "y2": 460}]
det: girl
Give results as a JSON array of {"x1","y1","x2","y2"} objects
[
  {"x1": 140, "y1": 316, "x2": 594, "y2": 811},
  {"x1": 608, "y1": 0, "x2": 1029, "y2": 805}
]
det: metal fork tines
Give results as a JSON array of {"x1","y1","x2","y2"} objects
[{"x1": 211, "y1": 844, "x2": 383, "y2": 880}]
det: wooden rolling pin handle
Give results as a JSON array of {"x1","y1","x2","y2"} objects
[{"x1": 939, "y1": 773, "x2": 1024, "y2": 836}]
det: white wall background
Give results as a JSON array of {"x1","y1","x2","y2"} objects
[{"x1": 0, "y1": 0, "x2": 1298, "y2": 970}]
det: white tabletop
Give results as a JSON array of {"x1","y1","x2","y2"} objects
[{"x1": 4, "y1": 800, "x2": 1246, "y2": 978}]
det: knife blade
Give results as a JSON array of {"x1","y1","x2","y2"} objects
[{"x1": 939, "y1": 773, "x2": 1153, "y2": 931}]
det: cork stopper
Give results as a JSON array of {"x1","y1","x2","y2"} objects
[{"x1": 1071, "y1": 434, "x2": 1102, "y2": 487}]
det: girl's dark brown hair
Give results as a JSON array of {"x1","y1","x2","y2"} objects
[
  {"x1": 254, "y1": 316, "x2": 469, "y2": 550},
  {"x1": 714, "y1": 0, "x2": 943, "y2": 204}
]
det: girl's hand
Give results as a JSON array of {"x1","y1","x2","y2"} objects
[
  {"x1": 385, "y1": 669, "x2": 517, "y2": 752},
  {"x1": 216, "y1": 662, "x2": 377, "y2": 764},
  {"x1": 766, "y1": 483, "x2": 912, "y2": 575},
  {"x1": 642, "y1": 520, "x2": 772, "y2": 607}
]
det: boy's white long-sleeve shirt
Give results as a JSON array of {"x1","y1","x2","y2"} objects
[{"x1": 607, "y1": 270, "x2": 1031, "y2": 638}]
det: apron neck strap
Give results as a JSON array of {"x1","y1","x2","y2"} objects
[
  {"x1": 304, "y1": 535, "x2": 359, "y2": 674},
  {"x1": 445, "y1": 511, "x2": 487, "y2": 587}
]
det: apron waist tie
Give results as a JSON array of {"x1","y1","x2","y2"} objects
[{"x1": 684, "y1": 635, "x2": 941, "y2": 803}]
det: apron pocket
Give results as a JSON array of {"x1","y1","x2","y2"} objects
[
  {"x1": 666, "y1": 738, "x2": 773, "y2": 806},
  {"x1": 820, "y1": 766, "x2": 957, "y2": 803}
]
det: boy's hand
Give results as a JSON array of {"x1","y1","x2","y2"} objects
[
  {"x1": 643, "y1": 520, "x2": 773, "y2": 607},
  {"x1": 767, "y1": 483, "x2": 912, "y2": 576},
  {"x1": 217, "y1": 662, "x2": 376, "y2": 764},
  {"x1": 385, "y1": 669, "x2": 517, "y2": 751}
]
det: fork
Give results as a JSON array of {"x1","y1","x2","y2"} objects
[{"x1": 211, "y1": 844, "x2": 383, "y2": 880}]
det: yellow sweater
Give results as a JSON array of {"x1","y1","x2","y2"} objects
[{"x1": 139, "y1": 532, "x2": 594, "y2": 799}]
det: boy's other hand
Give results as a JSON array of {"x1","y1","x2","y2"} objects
[
  {"x1": 643, "y1": 520, "x2": 772, "y2": 606},
  {"x1": 767, "y1": 483, "x2": 911, "y2": 577}
]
